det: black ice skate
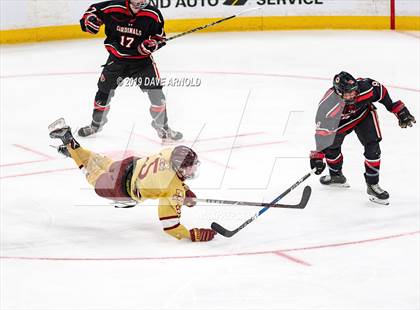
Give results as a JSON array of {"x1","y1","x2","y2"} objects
[
  {"x1": 152, "y1": 121, "x2": 183, "y2": 143},
  {"x1": 48, "y1": 118, "x2": 80, "y2": 153},
  {"x1": 77, "y1": 122, "x2": 104, "y2": 137},
  {"x1": 367, "y1": 183, "x2": 390, "y2": 205},
  {"x1": 78, "y1": 115, "x2": 108, "y2": 137},
  {"x1": 319, "y1": 172, "x2": 350, "y2": 188}
]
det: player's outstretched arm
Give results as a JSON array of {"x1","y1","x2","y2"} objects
[
  {"x1": 158, "y1": 197, "x2": 216, "y2": 242},
  {"x1": 369, "y1": 78, "x2": 416, "y2": 128}
]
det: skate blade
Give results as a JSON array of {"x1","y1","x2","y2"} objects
[
  {"x1": 322, "y1": 182, "x2": 351, "y2": 188},
  {"x1": 48, "y1": 118, "x2": 66, "y2": 133},
  {"x1": 161, "y1": 138, "x2": 184, "y2": 145},
  {"x1": 113, "y1": 200, "x2": 137, "y2": 208},
  {"x1": 369, "y1": 195, "x2": 389, "y2": 205}
]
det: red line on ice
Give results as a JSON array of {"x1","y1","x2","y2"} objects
[
  {"x1": 1, "y1": 71, "x2": 419, "y2": 93},
  {"x1": 0, "y1": 71, "x2": 99, "y2": 79},
  {"x1": 1, "y1": 231, "x2": 417, "y2": 264},
  {"x1": 273, "y1": 251, "x2": 312, "y2": 266},
  {"x1": 3, "y1": 129, "x2": 267, "y2": 173},
  {"x1": 0, "y1": 144, "x2": 56, "y2": 168},
  {"x1": 185, "y1": 131, "x2": 266, "y2": 143},
  {"x1": 13, "y1": 144, "x2": 55, "y2": 160},
  {"x1": 200, "y1": 140, "x2": 288, "y2": 153},
  {"x1": 168, "y1": 70, "x2": 420, "y2": 93},
  {"x1": 0, "y1": 158, "x2": 50, "y2": 168},
  {"x1": 129, "y1": 130, "x2": 236, "y2": 170},
  {"x1": 281, "y1": 230, "x2": 420, "y2": 252},
  {"x1": 0, "y1": 167, "x2": 77, "y2": 179},
  {"x1": 129, "y1": 130, "x2": 266, "y2": 145}
]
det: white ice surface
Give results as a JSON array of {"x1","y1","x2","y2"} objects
[{"x1": 1, "y1": 30, "x2": 419, "y2": 310}]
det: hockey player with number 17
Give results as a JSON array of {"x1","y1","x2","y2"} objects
[
  {"x1": 310, "y1": 71, "x2": 416, "y2": 205},
  {"x1": 78, "y1": 0, "x2": 182, "y2": 142}
]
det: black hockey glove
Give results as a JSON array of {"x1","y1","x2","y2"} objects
[
  {"x1": 138, "y1": 39, "x2": 159, "y2": 56},
  {"x1": 84, "y1": 14, "x2": 102, "y2": 34},
  {"x1": 310, "y1": 151, "x2": 326, "y2": 175},
  {"x1": 396, "y1": 107, "x2": 416, "y2": 128}
]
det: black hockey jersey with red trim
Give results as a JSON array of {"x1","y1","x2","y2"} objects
[
  {"x1": 314, "y1": 78, "x2": 404, "y2": 151},
  {"x1": 80, "y1": 0, "x2": 166, "y2": 60}
]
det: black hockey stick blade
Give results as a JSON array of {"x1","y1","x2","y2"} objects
[
  {"x1": 273, "y1": 185, "x2": 311, "y2": 209},
  {"x1": 211, "y1": 222, "x2": 238, "y2": 238},
  {"x1": 296, "y1": 185, "x2": 312, "y2": 209},
  {"x1": 211, "y1": 222, "x2": 230, "y2": 237},
  {"x1": 211, "y1": 214, "x2": 257, "y2": 238},
  {"x1": 262, "y1": 185, "x2": 312, "y2": 209}
]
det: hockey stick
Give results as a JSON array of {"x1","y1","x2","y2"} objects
[
  {"x1": 211, "y1": 169, "x2": 316, "y2": 238},
  {"x1": 114, "y1": 186, "x2": 311, "y2": 210},
  {"x1": 158, "y1": 7, "x2": 261, "y2": 46},
  {"x1": 197, "y1": 186, "x2": 311, "y2": 209}
]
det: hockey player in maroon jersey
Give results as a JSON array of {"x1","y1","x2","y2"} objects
[
  {"x1": 310, "y1": 71, "x2": 416, "y2": 204},
  {"x1": 78, "y1": 0, "x2": 182, "y2": 142}
]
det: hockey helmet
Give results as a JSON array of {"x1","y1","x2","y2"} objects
[
  {"x1": 170, "y1": 145, "x2": 200, "y2": 180},
  {"x1": 333, "y1": 71, "x2": 359, "y2": 104},
  {"x1": 129, "y1": 0, "x2": 150, "y2": 9}
]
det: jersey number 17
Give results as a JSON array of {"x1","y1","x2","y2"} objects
[{"x1": 120, "y1": 36, "x2": 134, "y2": 48}]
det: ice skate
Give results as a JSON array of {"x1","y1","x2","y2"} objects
[
  {"x1": 152, "y1": 121, "x2": 183, "y2": 143},
  {"x1": 78, "y1": 123, "x2": 103, "y2": 137},
  {"x1": 319, "y1": 172, "x2": 350, "y2": 188},
  {"x1": 49, "y1": 118, "x2": 72, "y2": 142},
  {"x1": 48, "y1": 118, "x2": 80, "y2": 151},
  {"x1": 367, "y1": 183, "x2": 389, "y2": 205}
]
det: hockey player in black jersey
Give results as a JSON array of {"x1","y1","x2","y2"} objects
[
  {"x1": 78, "y1": 0, "x2": 182, "y2": 142},
  {"x1": 310, "y1": 71, "x2": 416, "y2": 205}
]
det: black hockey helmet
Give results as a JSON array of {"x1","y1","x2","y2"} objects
[
  {"x1": 333, "y1": 71, "x2": 359, "y2": 104},
  {"x1": 170, "y1": 145, "x2": 200, "y2": 180}
]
